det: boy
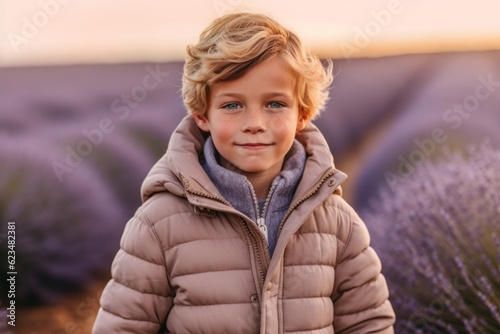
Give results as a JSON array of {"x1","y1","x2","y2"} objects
[{"x1": 93, "y1": 12, "x2": 395, "y2": 333}]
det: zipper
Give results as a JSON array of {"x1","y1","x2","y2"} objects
[
  {"x1": 249, "y1": 178, "x2": 278, "y2": 245},
  {"x1": 256, "y1": 218, "x2": 268, "y2": 243},
  {"x1": 277, "y1": 168, "x2": 336, "y2": 237},
  {"x1": 239, "y1": 216, "x2": 267, "y2": 293},
  {"x1": 181, "y1": 174, "x2": 231, "y2": 206}
]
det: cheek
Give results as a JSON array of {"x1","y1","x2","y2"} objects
[
  {"x1": 269, "y1": 116, "x2": 299, "y2": 138},
  {"x1": 210, "y1": 122, "x2": 234, "y2": 142}
]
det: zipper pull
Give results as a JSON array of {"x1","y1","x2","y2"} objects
[{"x1": 257, "y1": 218, "x2": 268, "y2": 244}]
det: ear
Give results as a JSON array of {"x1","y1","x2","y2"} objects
[
  {"x1": 193, "y1": 113, "x2": 210, "y2": 132},
  {"x1": 296, "y1": 113, "x2": 308, "y2": 132}
]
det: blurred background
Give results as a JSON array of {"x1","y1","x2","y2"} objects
[{"x1": 1, "y1": 0, "x2": 500, "y2": 333}]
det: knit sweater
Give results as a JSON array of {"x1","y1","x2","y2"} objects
[{"x1": 202, "y1": 136, "x2": 306, "y2": 255}]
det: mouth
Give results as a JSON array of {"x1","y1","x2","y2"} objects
[{"x1": 236, "y1": 143, "x2": 272, "y2": 150}]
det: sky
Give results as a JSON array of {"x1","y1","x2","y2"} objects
[{"x1": 1, "y1": 0, "x2": 500, "y2": 67}]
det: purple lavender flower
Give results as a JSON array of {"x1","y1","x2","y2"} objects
[
  {"x1": 362, "y1": 141, "x2": 500, "y2": 333},
  {"x1": 34, "y1": 120, "x2": 155, "y2": 217},
  {"x1": 0, "y1": 136, "x2": 127, "y2": 305}
]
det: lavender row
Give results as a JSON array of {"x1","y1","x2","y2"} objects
[{"x1": 362, "y1": 141, "x2": 500, "y2": 333}]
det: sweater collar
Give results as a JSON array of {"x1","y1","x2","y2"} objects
[{"x1": 202, "y1": 136, "x2": 306, "y2": 255}]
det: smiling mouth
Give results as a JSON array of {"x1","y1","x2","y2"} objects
[{"x1": 236, "y1": 143, "x2": 271, "y2": 149}]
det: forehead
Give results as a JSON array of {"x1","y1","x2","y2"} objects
[{"x1": 211, "y1": 57, "x2": 297, "y2": 98}]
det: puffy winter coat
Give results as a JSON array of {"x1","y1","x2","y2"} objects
[{"x1": 93, "y1": 115, "x2": 395, "y2": 333}]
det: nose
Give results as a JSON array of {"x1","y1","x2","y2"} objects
[{"x1": 242, "y1": 108, "x2": 266, "y2": 133}]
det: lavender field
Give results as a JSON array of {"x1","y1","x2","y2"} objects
[
  {"x1": 1, "y1": 51, "x2": 500, "y2": 333},
  {"x1": 363, "y1": 142, "x2": 500, "y2": 333}
]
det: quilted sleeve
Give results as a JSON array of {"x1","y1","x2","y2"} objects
[
  {"x1": 331, "y1": 198, "x2": 395, "y2": 334},
  {"x1": 92, "y1": 214, "x2": 173, "y2": 334}
]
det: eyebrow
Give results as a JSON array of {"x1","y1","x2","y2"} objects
[{"x1": 213, "y1": 92, "x2": 294, "y2": 100}]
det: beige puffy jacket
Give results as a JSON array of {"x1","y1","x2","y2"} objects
[{"x1": 93, "y1": 116, "x2": 395, "y2": 333}]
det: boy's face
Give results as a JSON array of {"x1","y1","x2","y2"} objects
[{"x1": 195, "y1": 56, "x2": 307, "y2": 181}]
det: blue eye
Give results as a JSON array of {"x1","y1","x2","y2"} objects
[
  {"x1": 267, "y1": 101, "x2": 285, "y2": 108},
  {"x1": 222, "y1": 103, "x2": 241, "y2": 110}
]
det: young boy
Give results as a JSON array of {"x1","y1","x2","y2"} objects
[{"x1": 93, "y1": 12, "x2": 395, "y2": 333}]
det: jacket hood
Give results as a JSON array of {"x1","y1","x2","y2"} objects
[{"x1": 141, "y1": 115, "x2": 345, "y2": 203}]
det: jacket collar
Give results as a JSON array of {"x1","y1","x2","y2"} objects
[{"x1": 141, "y1": 115, "x2": 223, "y2": 203}]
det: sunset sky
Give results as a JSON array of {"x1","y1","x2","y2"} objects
[{"x1": 2, "y1": 0, "x2": 500, "y2": 67}]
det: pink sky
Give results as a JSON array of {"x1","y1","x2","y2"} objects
[{"x1": 2, "y1": 0, "x2": 500, "y2": 67}]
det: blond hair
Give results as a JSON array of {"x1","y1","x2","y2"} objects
[{"x1": 181, "y1": 13, "x2": 333, "y2": 121}]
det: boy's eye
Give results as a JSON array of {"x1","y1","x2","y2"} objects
[
  {"x1": 222, "y1": 102, "x2": 242, "y2": 110},
  {"x1": 266, "y1": 101, "x2": 285, "y2": 108}
]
